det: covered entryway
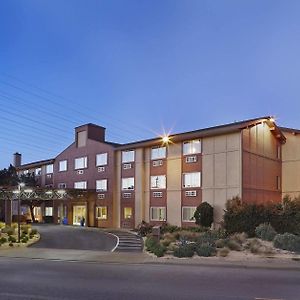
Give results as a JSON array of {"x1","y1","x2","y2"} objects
[{"x1": 73, "y1": 205, "x2": 86, "y2": 226}]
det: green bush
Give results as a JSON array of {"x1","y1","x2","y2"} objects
[
  {"x1": 8, "y1": 236, "x2": 16, "y2": 243},
  {"x1": 145, "y1": 236, "x2": 157, "y2": 251},
  {"x1": 31, "y1": 229, "x2": 38, "y2": 235},
  {"x1": 227, "y1": 239, "x2": 243, "y2": 251},
  {"x1": 195, "y1": 242, "x2": 216, "y2": 257},
  {"x1": 21, "y1": 236, "x2": 29, "y2": 243},
  {"x1": 1, "y1": 226, "x2": 15, "y2": 236},
  {"x1": 144, "y1": 236, "x2": 166, "y2": 257},
  {"x1": 0, "y1": 237, "x2": 7, "y2": 244},
  {"x1": 173, "y1": 245, "x2": 194, "y2": 258},
  {"x1": 194, "y1": 202, "x2": 214, "y2": 228},
  {"x1": 224, "y1": 196, "x2": 300, "y2": 237},
  {"x1": 273, "y1": 233, "x2": 300, "y2": 253},
  {"x1": 255, "y1": 223, "x2": 277, "y2": 241},
  {"x1": 0, "y1": 222, "x2": 5, "y2": 229},
  {"x1": 160, "y1": 224, "x2": 181, "y2": 234},
  {"x1": 218, "y1": 247, "x2": 230, "y2": 257},
  {"x1": 9, "y1": 242, "x2": 14, "y2": 247},
  {"x1": 246, "y1": 238, "x2": 263, "y2": 254},
  {"x1": 196, "y1": 231, "x2": 219, "y2": 246},
  {"x1": 215, "y1": 239, "x2": 226, "y2": 248},
  {"x1": 152, "y1": 244, "x2": 166, "y2": 257}
]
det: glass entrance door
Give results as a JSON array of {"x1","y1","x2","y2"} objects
[{"x1": 73, "y1": 205, "x2": 86, "y2": 226}]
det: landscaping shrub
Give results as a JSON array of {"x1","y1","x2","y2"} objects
[
  {"x1": 195, "y1": 242, "x2": 216, "y2": 257},
  {"x1": 9, "y1": 242, "x2": 14, "y2": 247},
  {"x1": 230, "y1": 232, "x2": 248, "y2": 244},
  {"x1": 224, "y1": 196, "x2": 300, "y2": 237},
  {"x1": 196, "y1": 231, "x2": 219, "y2": 246},
  {"x1": 1, "y1": 226, "x2": 15, "y2": 236},
  {"x1": 176, "y1": 230, "x2": 201, "y2": 242},
  {"x1": 152, "y1": 244, "x2": 166, "y2": 257},
  {"x1": 137, "y1": 221, "x2": 153, "y2": 237},
  {"x1": 31, "y1": 229, "x2": 38, "y2": 235},
  {"x1": 173, "y1": 245, "x2": 194, "y2": 258},
  {"x1": 0, "y1": 222, "x2": 5, "y2": 229},
  {"x1": 194, "y1": 202, "x2": 214, "y2": 228},
  {"x1": 215, "y1": 239, "x2": 226, "y2": 248},
  {"x1": 0, "y1": 237, "x2": 7, "y2": 244},
  {"x1": 145, "y1": 236, "x2": 157, "y2": 251},
  {"x1": 21, "y1": 236, "x2": 29, "y2": 243},
  {"x1": 227, "y1": 239, "x2": 243, "y2": 251},
  {"x1": 145, "y1": 236, "x2": 166, "y2": 257},
  {"x1": 255, "y1": 223, "x2": 277, "y2": 241},
  {"x1": 218, "y1": 247, "x2": 230, "y2": 257},
  {"x1": 246, "y1": 238, "x2": 263, "y2": 254},
  {"x1": 21, "y1": 225, "x2": 31, "y2": 234},
  {"x1": 8, "y1": 236, "x2": 16, "y2": 243},
  {"x1": 160, "y1": 223, "x2": 181, "y2": 234},
  {"x1": 273, "y1": 233, "x2": 300, "y2": 253}
]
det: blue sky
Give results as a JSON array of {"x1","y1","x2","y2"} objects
[{"x1": 0, "y1": 0, "x2": 300, "y2": 168}]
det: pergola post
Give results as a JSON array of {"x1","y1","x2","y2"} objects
[{"x1": 4, "y1": 199, "x2": 12, "y2": 226}]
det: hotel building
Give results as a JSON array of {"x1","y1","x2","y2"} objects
[{"x1": 12, "y1": 116, "x2": 300, "y2": 229}]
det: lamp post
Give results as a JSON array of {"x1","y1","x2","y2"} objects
[{"x1": 18, "y1": 183, "x2": 25, "y2": 243}]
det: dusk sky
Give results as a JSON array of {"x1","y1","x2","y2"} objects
[{"x1": 1, "y1": 0, "x2": 300, "y2": 168}]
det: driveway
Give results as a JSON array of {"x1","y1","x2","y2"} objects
[{"x1": 30, "y1": 225, "x2": 118, "y2": 251}]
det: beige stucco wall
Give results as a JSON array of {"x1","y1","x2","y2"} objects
[
  {"x1": 282, "y1": 131, "x2": 300, "y2": 198},
  {"x1": 202, "y1": 132, "x2": 242, "y2": 225},
  {"x1": 166, "y1": 143, "x2": 182, "y2": 227}
]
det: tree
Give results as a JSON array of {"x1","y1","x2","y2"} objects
[
  {"x1": 0, "y1": 165, "x2": 19, "y2": 187},
  {"x1": 194, "y1": 202, "x2": 214, "y2": 228}
]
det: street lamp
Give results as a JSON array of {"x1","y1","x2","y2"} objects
[{"x1": 18, "y1": 183, "x2": 25, "y2": 243}]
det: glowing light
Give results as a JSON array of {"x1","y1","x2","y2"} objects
[
  {"x1": 24, "y1": 189, "x2": 33, "y2": 193},
  {"x1": 162, "y1": 135, "x2": 170, "y2": 144}
]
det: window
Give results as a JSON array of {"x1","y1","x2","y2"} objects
[
  {"x1": 96, "y1": 179, "x2": 107, "y2": 191},
  {"x1": 183, "y1": 172, "x2": 201, "y2": 188},
  {"x1": 96, "y1": 206, "x2": 107, "y2": 220},
  {"x1": 123, "y1": 163, "x2": 132, "y2": 170},
  {"x1": 96, "y1": 153, "x2": 108, "y2": 166},
  {"x1": 153, "y1": 192, "x2": 163, "y2": 198},
  {"x1": 185, "y1": 156, "x2": 197, "y2": 163},
  {"x1": 122, "y1": 177, "x2": 134, "y2": 190},
  {"x1": 182, "y1": 207, "x2": 196, "y2": 222},
  {"x1": 124, "y1": 207, "x2": 132, "y2": 219},
  {"x1": 183, "y1": 139, "x2": 201, "y2": 155},
  {"x1": 59, "y1": 160, "x2": 67, "y2": 172},
  {"x1": 77, "y1": 130, "x2": 87, "y2": 147},
  {"x1": 45, "y1": 207, "x2": 53, "y2": 217},
  {"x1": 35, "y1": 168, "x2": 42, "y2": 176},
  {"x1": 185, "y1": 190, "x2": 197, "y2": 197},
  {"x1": 23, "y1": 170, "x2": 29, "y2": 175},
  {"x1": 58, "y1": 183, "x2": 67, "y2": 189},
  {"x1": 74, "y1": 181, "x2": 87, "y2": 189},
  {"x1": 151, "y1": 175, "x2": 166, "y2": 189},
  {"x1": 75, "y1": 157, "x2": 87, "y2": 169},
  {"x1": 46, "y1": 164, "x2": 53, "y2": 174},
  {"x1": 123, "y1": 193, "x2": 132, "y2": 199},
  {"x1": 150, "y1": 207, "x2": 166, "y2": 221},
  {"x1": 122, "y1": 150, "x2": 135, "y2": 163},
  {"x1": 151, "y1": 146, "x2": 166, "y2": 160}
]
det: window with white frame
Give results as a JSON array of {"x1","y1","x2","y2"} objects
[
  {"x1": 96, "y1": 179, "x2": 107, "y2": 191},
  {"x1": 58, "y1": 183, "x2": 67, "y2": 189},
  {"x1": 96, "y1": 206, "x2": 107, "y2": 220},
  {"x1": 75, "y1": 157, "x2": 87, "y2": 169},
  {"x1": 35, "y1": 168, "x2": 42, "y2": 176},
  {"x1": 96, "y1": 153, "x2": 108, "y2": 166},
  {"x1": 74, "y1": 181, "x2": 87, "y2": 189},
  {"x1": 122, "y1": 150, "x2": 135, "y2": 163},
  {"x1": 122, "y1": 177, "x2": 134, "y2": 190},
  {"x1": 151, "y1": 146, "x2": 166, "y2": 160},
  {"x1": 45, "y1": 207, "x2": 53, "y2": 216},
  {"x1": 183, "y1": 172, "x2": 201, "y2": 188},
  {"x1": 182, "y1": 207, "x2": 196, "y2": 222},
  {"x1": 46, "y1": 164, "x2": 53, "y2": 174},
  {"x1": 150, "y1": 207, "x2": 166, "y2": 221},
  {"x1": 183, "y1": 139, "x2": 201, "y2": 155},
  {"x1": 150, "y1": 175, "x2": 166, "y2": 189},
  {"x1": 59, "y1": 160, "x2": 67, "y2": 172}
]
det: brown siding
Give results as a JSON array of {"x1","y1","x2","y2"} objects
[{"x1": 242, "y1": 123, "x2": 282, "y2": 204}]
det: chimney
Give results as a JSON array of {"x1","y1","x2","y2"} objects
[
  {"x1": 13, "y1": 152, "x2": 22, "y2": 167},
  {"x1": 75, "y1": 124, "x2": 106, "y2": 147}
]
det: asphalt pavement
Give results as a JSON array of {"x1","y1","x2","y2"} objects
[
  {"x1": 29, "y1": 224, "x2": 117, "y2": 251},
  {"x1": 0, "y1": 257, "x2": 299, "y2": 300}
]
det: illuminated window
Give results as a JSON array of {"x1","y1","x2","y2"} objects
[
  {"x1": 122, "y1": 150, "x2": 135, "y2": 163},
  {"x1": 122, "y1": 177, "x2": 134, "y2": 190},
  {"x1": 150, "y1": 175, "x2": 166, "y2": 189},
  {"x1": 96, "y1": 153, "x2": 108, "y2": 166},
  {"x1": 46, "y1": 164, "x2": 53, "y2": 174},
  {"x1": 151, "y1": 146, "x2": 166, "y2": 160},
  {"x1": 96, "y1": 206, "x2": 107, "y2": 220},
  {"x1": 45, "y1": 207, "x2": 53, "y2": 216},
  {"x1": 74, "y1": 181, "x2": 87, "y2": 189},
  {"x1": 183, "y1": 140, "x2": 201, "y2": 155},
  {"x1": 124, "y1": 207, "x2": 132, "y2": 219},
  {"x1": 59, "y1": 160, "x2": 67, "y2": 172},
  {"x1": 150, "y1": 207, "x2": 166, "y2": 221},
  {"x1": 183, "y1": 172, "x2": 201, "y2": 188},
  {"x1": 96, "y1": 179, "x2": 107, "y2": 191},
  {"x1": 75, "y1": 157, "x2": 87, "y2": 169},
  {"x1": 182, "y1": 207, "x2": 196, "y2": 222}
]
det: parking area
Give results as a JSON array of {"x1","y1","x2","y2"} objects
[{"x1": 30, "y1": 224, "x2": 118, "y2": 252}]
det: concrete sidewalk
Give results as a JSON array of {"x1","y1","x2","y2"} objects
[{"x1": 0, "y1": 246, "x2": 299, "y2": 271}]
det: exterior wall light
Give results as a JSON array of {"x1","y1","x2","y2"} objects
[{"x1": 162, "y1": 135, "x2": 170, "y2": 144}]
